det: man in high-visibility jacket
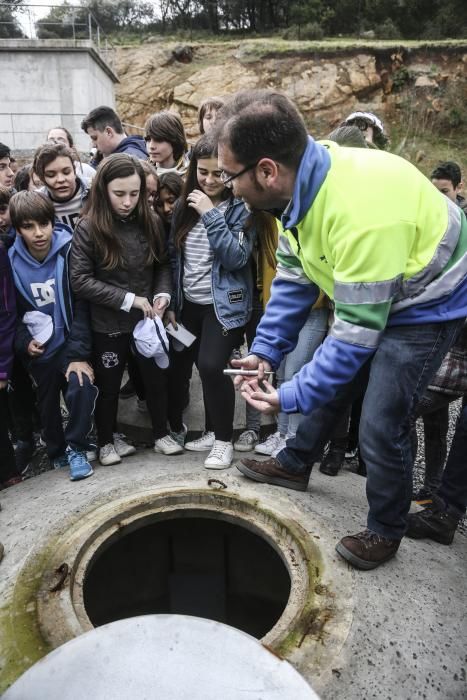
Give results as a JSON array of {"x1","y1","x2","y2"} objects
[{"x1": 217, "y1": 89, "x2": 467, "y2": 570}]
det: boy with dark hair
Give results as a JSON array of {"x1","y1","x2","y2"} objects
[
  {"x1": 33, "y1": 141, "x2": 88, "y2": 231},
  {"x1": 8, "y1": 191, "x2": 97, "y2": 481},
  {"x1": 431, "y1": 161, "x2": 467, "y2": 215},
  {"x1": 81, "y1": 106, "x2": 147, "y2": 160},
  {"x1": 0, "y1": 143, "x2": 14, "y2": 190}
]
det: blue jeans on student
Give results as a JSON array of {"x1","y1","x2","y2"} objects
[
  {"x1": 276, "y1": 307, "x2": 329, "y2": 438},
  {"x1": 276, "y1": 319, "x2": 465, "y2": 540},
  {"x1": 438, "y1": 400, "x2": 467, "y2": 517}
]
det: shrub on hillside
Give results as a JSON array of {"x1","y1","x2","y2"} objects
[{"x1": 375, "y1": 18, "x2": 401, "y2": 39}]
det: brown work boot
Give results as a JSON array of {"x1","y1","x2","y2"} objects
[
  {"x1": 335, "y1": 529, "x2": 400, "y2": 570},
  {"x1": 237, "y1": 457, "x2": 309, "y2": 491}
]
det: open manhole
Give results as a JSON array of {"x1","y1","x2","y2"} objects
[
  {"x1": 3, "y1": 487, "x2": 352, "y2": 693},
  {"x1": 83, "y1": 514, "x2": 291, "y2": 639}
]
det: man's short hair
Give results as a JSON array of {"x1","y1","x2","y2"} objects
[
  {"x1": 0, "y1": 184, "x2": 12, "y2": 208},
  {"x1": 327, "y1": 125, "x2": 368, "y2": 148},
  {"x1": 216, "y1": 89, "x2": 308, "y2": 170},
  {"x1": 33, "y1": 142, "x2": 75, "y2": 181},
  {"x1": 9, "y1": 190, "x2": 55, "y2": 230},
  {"x1": 0, "y1": 142, "x2": 11, "y2": 160},
  {"x1": 81, "y1": 106, "x2": 123, "y2": 134},
  {"x1": 430, "y1": 161, "x2": 462, "y2": 188}
]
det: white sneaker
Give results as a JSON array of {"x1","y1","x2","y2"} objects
[
  {"x1": 204, "y1": 440, "x2": 233, "y2": 469},
  {"x1": 113, "y1": 433, "x2": 136, "y2": 457},
  {"x1": 272, "y1": 437, "x2": 287, "y2": 457},
  {"x1": 170, "y1": 423, "x2": 188, "y2": 447},
  {"x1": 255, "y1": 431, "x2": 282, "y2": 456},
  {"x1": 154, "y1": 435, "x2": 184, "y2": 455},
  {"x1": 99, "y1": 443, "x2": 122, "y2": 466},
  {"x1": 185, "y1": 431, "x2": 215, "y2": 452},
  {"x1": 234, "y1": 430, "x2": 259, "y2": 452}
]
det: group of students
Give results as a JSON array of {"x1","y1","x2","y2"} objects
[{"x1": 0, "y1": 94, "x2": 466, "y2": 569}]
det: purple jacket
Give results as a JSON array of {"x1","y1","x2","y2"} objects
[{"x1": 0, "y1": 245, "x2": 16, "y2": 380}]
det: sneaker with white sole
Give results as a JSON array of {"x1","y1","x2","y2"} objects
[
  {"x1": 185, "y1": 431, "x2": 215, "y2": 452},
  {"x1": 154, "y1": 435, "x2": 184, "y2": 455},
  {"x1": 170, "y1": 423, "x2": 188, "y2": 447},
  {"x1": 255, "y1": 431, "x2": 282, "y2": 456},
  {"x1": 99, "y1": 443, "x2": 122, "y2": 466},
  {"x1": 271, "y1": 437, "x2": 287, "y2": 457},
  {"x1": 204, "y1": 440, "x2": 233, "y2": 469},
  {"x1": 68, "y1": 449, "x2": 94, "y2": 481},
  {"x1": 113, "y1": 433, "x2": 136, "y2": 457},
  {"x1": 234, "y1": 430, "x2": 259, "y2": 452}
]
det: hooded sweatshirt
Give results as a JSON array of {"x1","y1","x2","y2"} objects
[
  {"x1": 113, "y1": 135, "x2": 148, "y2": 160},
  {"x1": 9, "y1": 224, "x2": 72, "y2": 362}
]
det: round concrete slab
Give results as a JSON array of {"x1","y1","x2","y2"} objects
[{"x1": 3, "y1": 615, "x2": 319, "y2": 700}]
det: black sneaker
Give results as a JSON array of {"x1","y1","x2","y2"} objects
[
  {"x1": 406, "y1": 503, "x2": 459, "y2": 545},
  {"x1": 15, "y1": 440, "x2": 35, "y2": 475},
  {"x1": 412, "y1": 486, "x2": 434, "y2": 506},
  {"x1": 119, "y1": 379, "x2": 136, "y2": 399},
  {"x1": 320, "y1": 447, "x2": 345, "y2": 476}
]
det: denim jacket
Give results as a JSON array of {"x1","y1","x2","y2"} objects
[{"x1": 170, "y1": 197, "x2": 256, "y2": 330}]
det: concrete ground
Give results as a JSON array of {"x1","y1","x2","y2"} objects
[{"x1": 1, "y1": 441, "x2": 466, "y2": 699}]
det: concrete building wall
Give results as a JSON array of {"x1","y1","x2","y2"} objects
[{"x1": 0, "y1": 40, "x2": 118, "y2": 153}]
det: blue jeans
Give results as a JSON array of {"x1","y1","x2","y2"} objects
[
  {"x1": 276, "y1": 319, "x2": 465, "y2": 540},
  {"x1": 438, "y1": 400, "x2": 467, "y2": 517},
  {"x1": 276, "y1": 307, "x2": 329, "y2": 438}
]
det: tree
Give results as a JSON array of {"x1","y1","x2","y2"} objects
[{"x1": 0, "y1": 0, "x2": 25, "y2": 38}]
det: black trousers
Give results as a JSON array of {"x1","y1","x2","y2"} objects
[
  {"x1": 29, "y1": 350, "x2": 98, "y2": 461},
  {"x1": 93, "y1": 332, "x2": 168, "y2": 445},
  {"x1": 0, "y1": 387, "x2": 19, "y2": 481},
  {"x1": 168, "y1": 300, "x2": 244, "y2": 442}
]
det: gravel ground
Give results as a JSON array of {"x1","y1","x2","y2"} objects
[{"x1": 12, "y1": 401, "x2": 466, "y2": 536}]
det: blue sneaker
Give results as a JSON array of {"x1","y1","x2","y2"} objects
[
  {"x1": 67, "y1": 449, "x2": 94, "y2": 481},
  {"x1": 53, "y1": 454, "x2": 69, "y2": 470}
]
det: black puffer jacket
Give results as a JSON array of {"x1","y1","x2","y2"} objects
[{"x1": 70, "y1": 216, "x2": 172, "y2": 334}]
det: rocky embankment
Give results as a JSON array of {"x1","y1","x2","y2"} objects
[{"x1": 114, "y1": 39, "x2": 467, "y2": 139}]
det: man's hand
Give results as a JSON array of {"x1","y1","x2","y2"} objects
[
  {"x1": 65, "y1": 361, "x2": 94, "y2": 386},
  {"x1": 27, "y1": 340, "x2": 44, "y2": 357},
  {"x1": 153, "y1": 296, "x2": 169, "y2": 318},
  {"x1": 132, "y1": 296, "x2": 155, "y2": 319},
  {"x1": 240, "y1": 380, "x2": 280, "y2": 415},
  {"x1": 0, "y1": 379, "x2": 7, "y2": 390},
  {"x1": 186, "y1": 189, "x2": 215, "y2": 216},
  {"x1": 230, "y1": 354, "x2": 272, "y2": 389}
]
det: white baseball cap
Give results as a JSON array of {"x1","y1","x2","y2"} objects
[
  {"x1": 133, "y1": 317, "x2": 170, "y2": 369},
  {"x1": 23, "y1": 310, "x2": 54, "y2": 346}
]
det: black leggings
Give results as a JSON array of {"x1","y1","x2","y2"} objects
[
  {"x1": 93, "y1": 332, "x2": 168, "y2": 445},
  {"x1": 168, "y1": 300, "x2": 244, "y2": 441}
]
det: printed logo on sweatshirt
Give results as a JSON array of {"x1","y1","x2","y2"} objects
[{"x1": 31, "y1": 279, "x2": 55, "y2": 307}]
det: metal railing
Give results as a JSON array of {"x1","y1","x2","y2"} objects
[{"x1": 0, "y1": 3, "x2": 115, "y2": 69}]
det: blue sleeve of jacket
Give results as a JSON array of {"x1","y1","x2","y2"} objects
[
  {"x1": 279, "y1": 334, "x2": 374, "y2": 415},
  {"x1": 202, "y1": 203, "x2": 255, "y2": 271},
  {"x1": 250, "y1": 277, "x2": 320, "y2": 369}
]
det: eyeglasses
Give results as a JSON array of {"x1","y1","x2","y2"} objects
[{"x1": 220, "y1": 161, "x2": 259, "y2": 187}]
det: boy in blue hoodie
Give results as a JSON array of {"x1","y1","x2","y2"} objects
[{"x1": 8, "y1": 191, "x2": 97, "y2": 481}]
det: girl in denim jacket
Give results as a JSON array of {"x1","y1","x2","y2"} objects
[{"x1": 168, "y1": 136, "x2": 255, "y2": 468}]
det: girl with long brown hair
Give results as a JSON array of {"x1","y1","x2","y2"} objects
[{"x1": 70, "y1": 153, "x2": 180, "y2": 465}]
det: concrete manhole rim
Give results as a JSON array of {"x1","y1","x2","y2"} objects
[{"x1": 6, "y1": 485, "x2": 354, "y2": 690}]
